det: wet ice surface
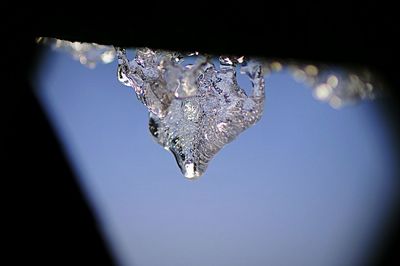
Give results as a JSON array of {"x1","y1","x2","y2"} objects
[{"x1": 117, "y1": 48, "x2": 265, "y2": 178}]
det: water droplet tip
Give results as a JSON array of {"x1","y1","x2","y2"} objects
[{"x1": 183, "y1": 163, "x2": 201, "y2": 180}]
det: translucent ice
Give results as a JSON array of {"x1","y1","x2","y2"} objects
[
  {"x1": 117, "y1": 48, "x2": 265, "y2": 178},
  {"x1": 261, "y1": 60, "x2": 380, "y2": 108},
  {"x1": 37, "y1": 37, "x2": 116, "y2": 68}
]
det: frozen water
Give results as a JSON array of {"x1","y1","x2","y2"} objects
[
  {"x1": 261, "y1": 60, "x2": 380, "y2": 108},
  {"x1": 117, "y1": 48, "x2": 265, "y2": 178},
  {"x1": 37, "y1": 37, "x2": 116, "y2": 68}
]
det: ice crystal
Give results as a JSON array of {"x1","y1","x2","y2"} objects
[{"x1": 117, "y1": 48, "x2": 265, "y2": 178}]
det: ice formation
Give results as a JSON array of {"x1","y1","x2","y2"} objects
[{"x1": 117, "y1": 48, "x2": 265, "y2": 178}]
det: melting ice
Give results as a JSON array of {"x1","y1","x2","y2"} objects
[{"x1": 117, "y1": 48, "x2": 265, "y2": 178}]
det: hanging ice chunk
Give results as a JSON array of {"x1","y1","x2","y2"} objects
[{"x1": 117, "y1": 48, "x2": 265, "y2": 179}]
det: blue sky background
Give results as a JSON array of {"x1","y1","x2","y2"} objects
[{"x1": 35, "y1": 49, "x2": 398, "y2": 266}]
